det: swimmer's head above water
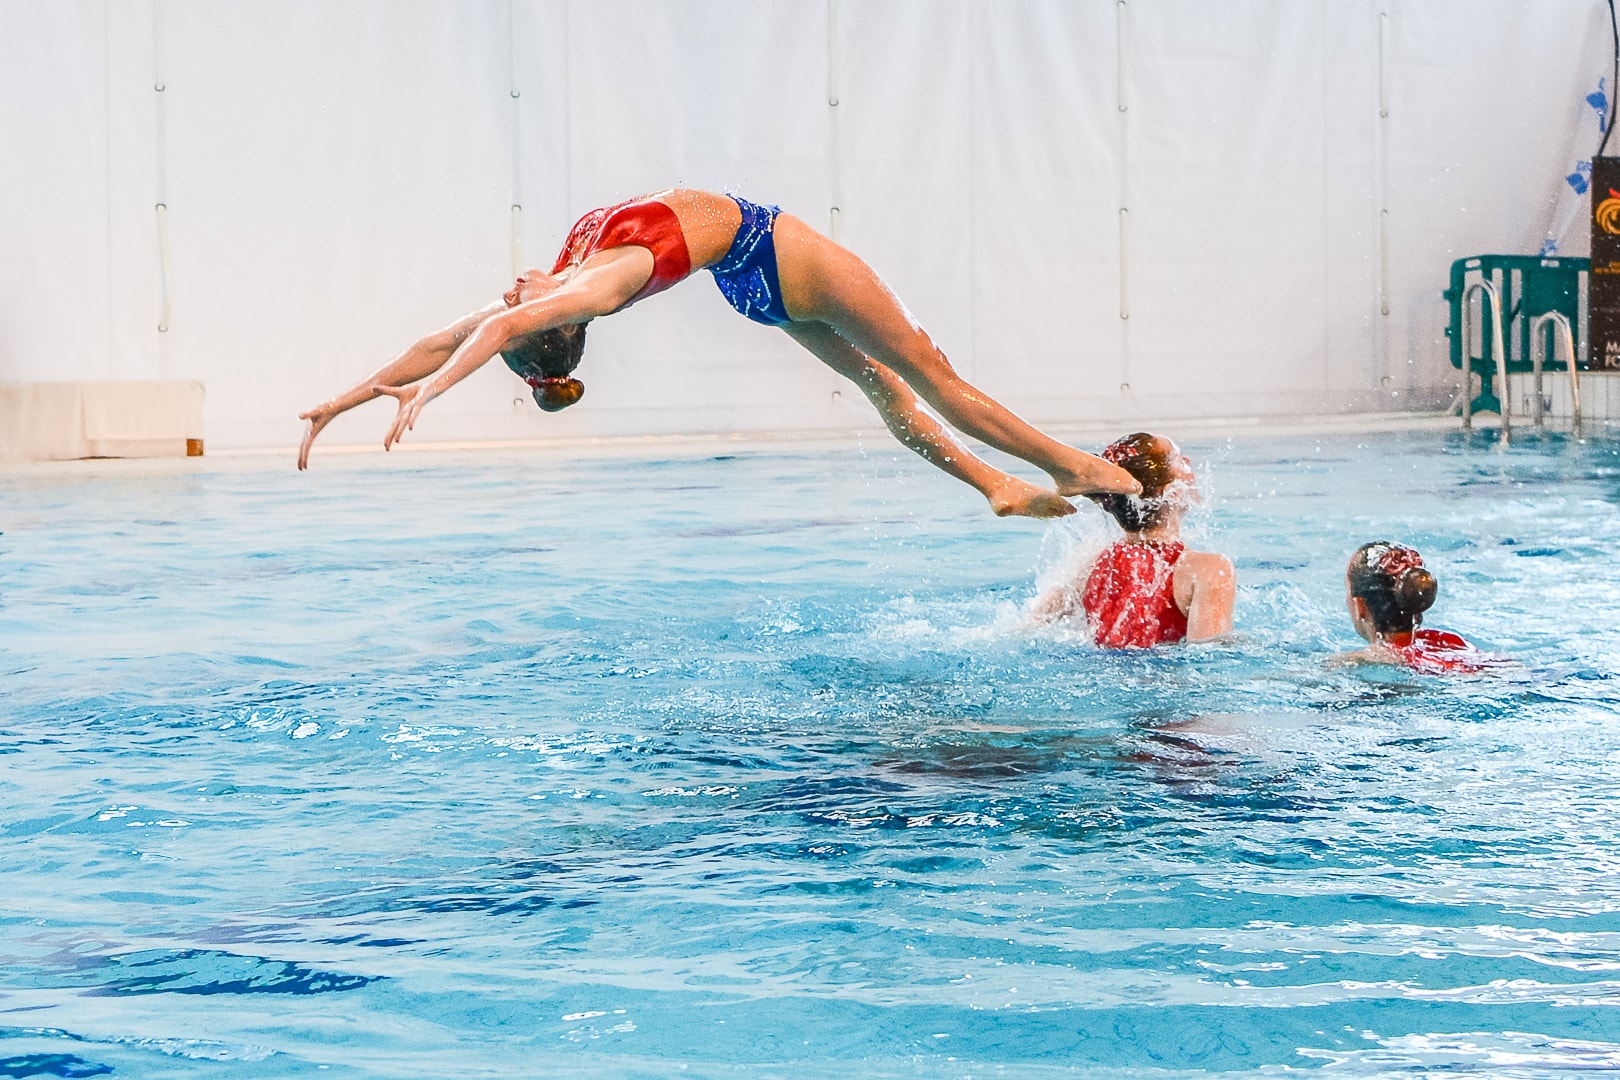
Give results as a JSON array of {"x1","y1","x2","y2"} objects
[
  {"x1": 1089, "y1": 432, "x2": 1196, "y2": 533},
  {"x1": 1345, "y1": 541, "x2": 1438, "y2": 639},
  {"x1": 1033, "y1": 430, "x2": 1233, "y2": 643}
]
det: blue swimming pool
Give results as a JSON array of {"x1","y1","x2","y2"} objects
[{"x1": 2, "y1": 426, "x2": 1619, "y2": 1077}]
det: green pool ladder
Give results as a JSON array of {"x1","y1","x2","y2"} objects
[{"x1": 1444, "y1": 254, "x2": 1588, "y2": 431}]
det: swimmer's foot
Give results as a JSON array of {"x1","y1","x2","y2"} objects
[
  {"x1": 1051, "y1": 452, "x2": 1142, "y2": 497},
  {"x1": 988, "y1": 477, "x2": 1077, "y2": 519}
]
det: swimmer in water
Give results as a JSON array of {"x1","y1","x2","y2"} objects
[
  {"x1": 1032, "y1": 432, "x2": 1234, "y2": 647},
  {"x1": 297, "y1": 188, "x2": 1139, "y2": 518},
  {"x1": 1341, "y1": 542, "x2": 1501, "y2": 675}
]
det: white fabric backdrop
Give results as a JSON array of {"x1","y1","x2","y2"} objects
[{"x1": 0, "y1": 0, "x2": 1609, "y2": 449}]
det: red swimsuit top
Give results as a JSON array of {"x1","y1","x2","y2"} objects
[
  {"x1": 1081, "y1": 540, "x2": 1188, "y2": 649},
  {"x1": 552, "y1": 197, "x2": 693, "y2": 310},
  {"x1": 1385, "y1": 629, "x2": 1494, "y2": 675}
]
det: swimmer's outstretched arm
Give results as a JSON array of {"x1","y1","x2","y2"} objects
[
  {"x1": 297, "y1": 300, "x2": 505, "y2": 470},
  {"x1": 377, "y1": 255, "x2": 649, "y2": 451}
]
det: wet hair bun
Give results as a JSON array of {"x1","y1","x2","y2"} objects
[
  {"x1": 1347, "y1": 540, "x2": 1435, "y2": 635},
  {"x1": 1396, "y1": 567, "x2": 1437, "y2": 618},
  {"x1": 1093, "y1": 432, "x2": 1181, "y2": 533},
  {"x1": 532, "y1": 376, "x2": 584, "y2": 412}
]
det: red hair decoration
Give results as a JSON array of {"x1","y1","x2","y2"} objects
[
  {"x1": 1371, "y1": 543, "x2": 1424, "y2": 578},
  {"x1": 1102, "y1": 441, "x2": 1140, "y2": 465}
]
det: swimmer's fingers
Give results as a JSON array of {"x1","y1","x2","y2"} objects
[
  {"x1": 297, "y1": 408, "x2": 334, "y2": 471},
  {"x1": 297, "y1": 418, "x2": 319, "y2": 471},
  {"x1": 371, "y1": 384, "x2": 411, "y2": 450},
  {"x1": 384, "y1": 404, "x2": 413, "y2": 451},
  {"x1": 374, "y1": 383, "x2": 432, "y2": 451}
]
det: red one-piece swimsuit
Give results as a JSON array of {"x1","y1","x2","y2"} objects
[
  {"x1": 1081, "y1": 540, "x2": 1188, "y2": 649},
  {"x1": 552, "y1": 197, "x2": 693, "y2": 310},
  {"x1": 1385, "y1": 629, "x2": 1493, "y2": 675}
]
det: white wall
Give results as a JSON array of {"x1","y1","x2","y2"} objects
[{"x1": 0, "y1": 0, "x2": 1610, "y2": 450}]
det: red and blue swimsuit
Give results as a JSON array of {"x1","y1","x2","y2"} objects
[
  {"x1": 552, "y1": 197, "x2": 692, "y2": 310},
  {"x1": 552, "y1": 194, "x2": 791, "y2": 325}
]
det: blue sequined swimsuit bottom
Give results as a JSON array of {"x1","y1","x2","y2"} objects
[{"x1": 710, "y1": 196, "x2": 791, "y2": 326}]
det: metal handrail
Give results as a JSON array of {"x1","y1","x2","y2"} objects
[
  {"x1": 1460, "y1": 279, "x2": 1510, "y2": 433},
  {"x1": 1530, "y1": 310, "x2": 1582, "y2": 433}
]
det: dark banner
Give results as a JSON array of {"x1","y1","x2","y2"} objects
[{"x1": 1592, "y1": 156, "x2": 1620, "y2": 370}]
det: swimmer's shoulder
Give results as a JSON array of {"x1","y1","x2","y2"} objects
[
  {"x1": 1172, "y1": 548, "x2": 1235, "y2": 605},
  {"x1": 1177, "y1": 548, "x2": 1233, "y2": 577}
]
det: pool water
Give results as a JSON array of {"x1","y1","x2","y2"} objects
[{"x1": 2, "y1": 427, "x2": 1619, "y2": 1078}]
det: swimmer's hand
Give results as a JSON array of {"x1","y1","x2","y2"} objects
[
  {"x1": 297, "y1": 403, "x2": 338, "y2": 471},
  {"x1": 375, "y1": 382, "x2": 437, "y2": 451}
]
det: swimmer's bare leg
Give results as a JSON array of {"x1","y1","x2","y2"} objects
[
  {"x1": 783, "y1": 322, "x2": 1075, "y2": 519},
  {"x1": 772, "y1": 216, "x2": 1139, "y2": 497}
]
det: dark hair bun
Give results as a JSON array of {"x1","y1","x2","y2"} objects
[
  {"x1": 1396, "y1": 567, "x2": 1437, "y2": 617},
  {"x1": 532, "y1": 376, "x2": 584, "y2": 412},
  {"x1": 1091, "y1": 432, "x2": 1183, "y2": 533}
]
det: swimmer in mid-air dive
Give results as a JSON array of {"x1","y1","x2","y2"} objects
[
  {"x1": 1031, "y1": 432, "x2": 1235, "y2": 647},
  {"x1": 297, "y1": 188, "x2": 1139, "y2": 517},
  {"x1": 1341, "y1": 542, "x2": 1502, "y2": 675}
]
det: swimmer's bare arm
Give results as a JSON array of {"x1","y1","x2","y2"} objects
[
  {"x1": 1029, "y1": 581, "x2": 1082, "y2": 623},
  {"x1": 1326, "y1": 645, "x2": 1387, "y2": 667},
  {"x1": 378, "y1": 254, "x2": 649, "y2": 450},
  {"x1": 1174, "y1": 551, "x2": 1236, "y2": 641},
  {"x1": 297, "y1": 301, "x2": 505, "y2": 470}
]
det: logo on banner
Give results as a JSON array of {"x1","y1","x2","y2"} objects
[{"x1": 1599, "y1": 188, "x2": 1620, "y2": 235}]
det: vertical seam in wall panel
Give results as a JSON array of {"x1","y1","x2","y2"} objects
[
  {"x1": 966, "y1": 0, "x2": 976, "y2": 382},
  {"x1": 509, "y1": 0, "x2": 523, "y2": 279},
  {"x1": 1117, "y1": 0, "x2": 1130, "y2": 393},
  {"x1": 563, "y1": 0, "x2": 572, "y2": 216},
  {"x1": 1377, "y1": 4, "x2": 1392, "y2": 392},
  {"x1": 104, "y1": 0, "x2": 114, "y2": 379},
  {"x1": 827, "y1": 0, "x2": 841, "y2": 242},
  {"x1": 1321, "y1": 4, "x2": 1331, "y2": 396},
  {"x1": 153, "y1": 0, "x2": 171, "y2": 372}
]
